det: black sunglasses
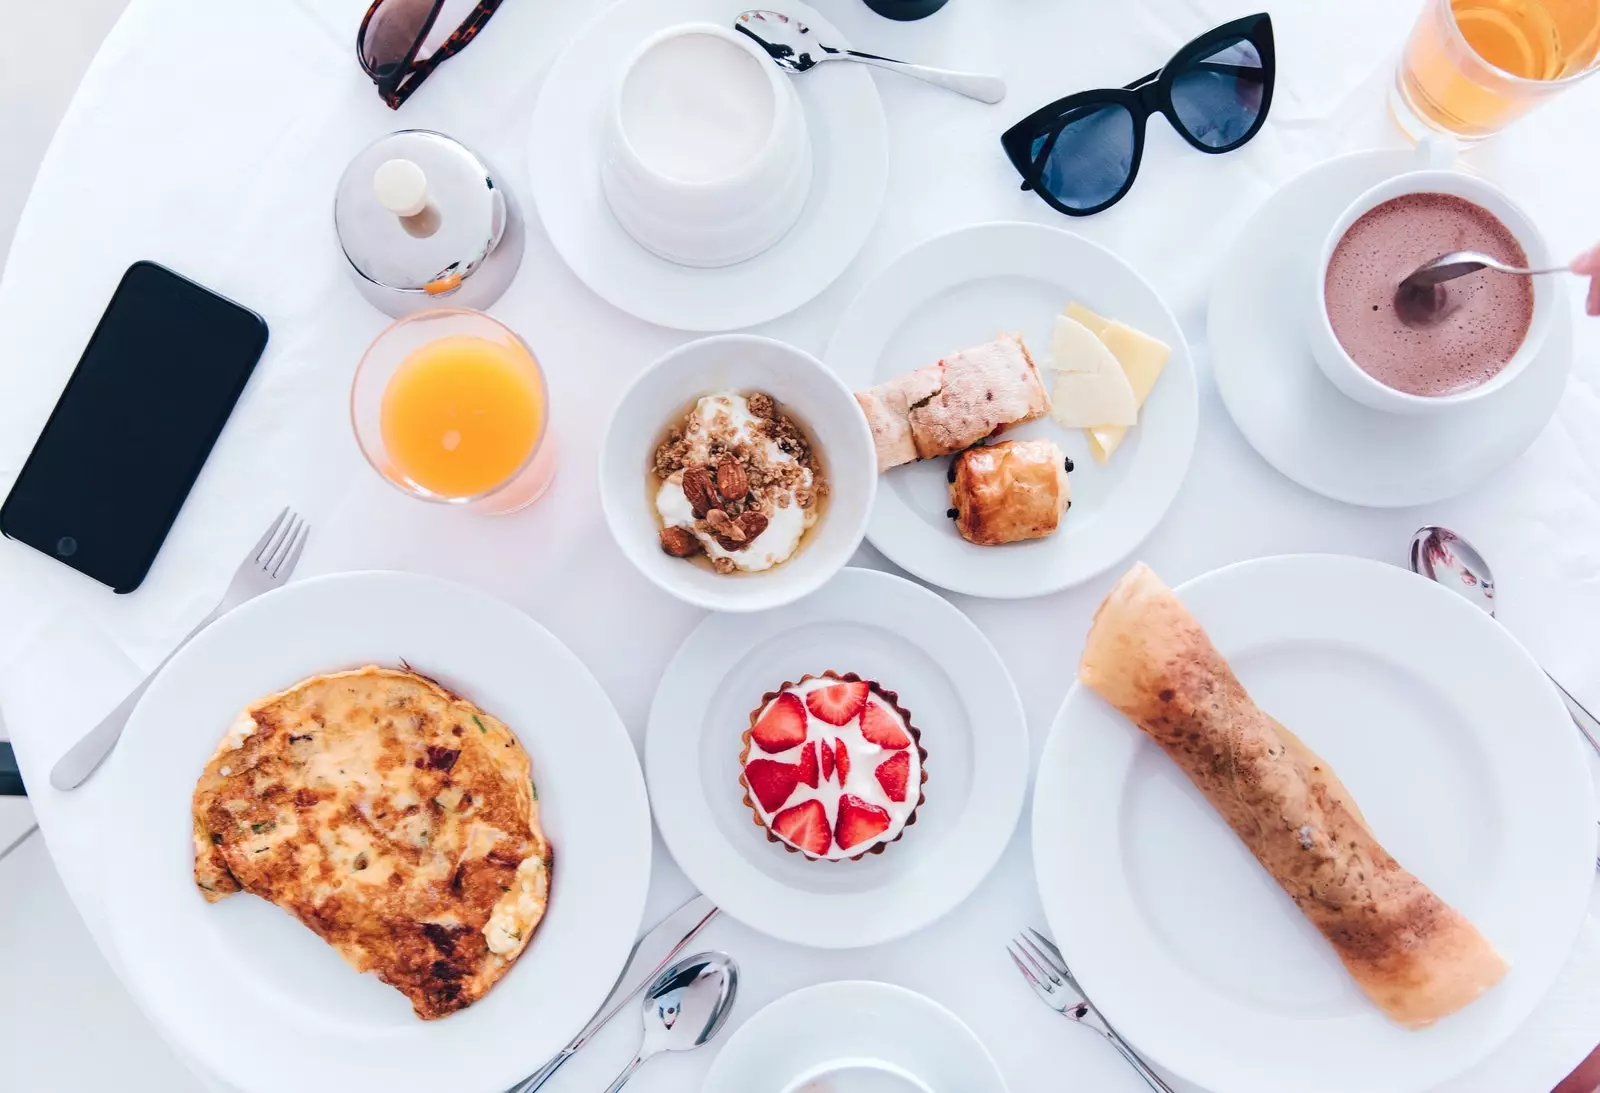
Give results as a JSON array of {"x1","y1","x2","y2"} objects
[
  {"x1": 1001, "y1": 13, "x2": 1275, "y2": 217},
  {"x1": 358, "y1": 0, "x2": 506, "y2": 110}
]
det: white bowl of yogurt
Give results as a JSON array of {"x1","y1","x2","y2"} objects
[
  {"x1": 601, "y1": 334, "x2": 876, "y2": 613},
  {"x1": 600, "y1": 22, "x2": 813, "y2": 268}
]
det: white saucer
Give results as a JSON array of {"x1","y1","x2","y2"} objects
[
  {"x1": 1033, "y1": 555, "x2": 1595, "y2": 1093},
  {"x1": 645, "y1": 567, "x2": 1028, "y2": 948},
  {"x1": 1207, "y1": 150, "x2": 1573, "y2": 508},
  {"x1": 826, "y1": 222, "x2": 1197, "y2": 599},
  {"x1": 527, "y1": 0, "x2": 887, "y2": 331},
  {"x1": 703, "y1": 981, "x2": 1009, "y2": 1093}
]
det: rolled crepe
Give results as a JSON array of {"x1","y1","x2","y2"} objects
[{"x1": 1079, "y1": 563, "x2": 1508, "y2": 1029}]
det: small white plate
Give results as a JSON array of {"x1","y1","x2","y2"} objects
[
  {"x1": 1033, "y1": 555, "x2": 1596, "y2": 1093},
  {"x1": 646, "y1": 567, "x2": 1028, "y2": 948},
  {"x1": 826, "y1": 222, "x2": 1198, "y2": 599},
  {"x1": 703, "y1": 981, "x2": 1009, "y2": 1093},
  {"x1": 99, "y1": 572, "x2": 654, "y2": 1093},
  {"x1": 527, "y1": 0, "x2": 887, "y2": 332},
  {"x1": 1208, "y1": 150, "x2": 1573, "y2": 507}
]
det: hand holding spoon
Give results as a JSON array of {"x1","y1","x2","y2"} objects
[
  {"x1": 1393, "y1": 251, "x2": 1572, "y2": 328},
  {"x1": 735, "y1": 10, "x2": 1006, "y2": 103},
  {"x1": 602, "y1": 951, "x2": 739, "y2": 1092}
]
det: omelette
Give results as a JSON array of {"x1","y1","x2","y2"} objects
[
  {"x1": 1079, "y1": 564, "x2": 1507, "y2": 1029},
  {"x1": 191, "y1": 666, "x2": 552, "y2": 1019}
]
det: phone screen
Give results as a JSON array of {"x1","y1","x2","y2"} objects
[{"x1": 1, "y1": 261, "x2": 268, "y2": 593}]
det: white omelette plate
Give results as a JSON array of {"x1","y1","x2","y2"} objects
[
  {"x1": 1033, "y1": 554, "x2": 1596, "y2": 1093},
  {"x1": 703, "y1": 981, "x2": 1009, "y2": 1093},
  {"x1": 826, "y1": 222, "x2": 1198, "y2": 599},
  {"x1": 647, "y1": 567, "x2": 1028, "y2": 948},
  {"x1": 1208, "y1": 150, "x2": 1572, "y2": 507},
  {"x1": 527, "y1": 0, "x2": 887, "y2": 331},
  {"x1": 99, "y1": 572, "x2": 653, "y2": 1093}
]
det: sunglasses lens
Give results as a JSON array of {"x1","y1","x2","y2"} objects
[
  {"x1": 1033, "y1": 102, "x2": 1135, "y2": 212},
  {"x1": 1170, "y1": 36, "x2": 1266, "y2": 149},
  {"x1": 361, "y1": 0, "x2": 436, "y2": 77}
]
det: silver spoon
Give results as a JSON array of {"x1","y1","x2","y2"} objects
[
  {"x1": 602, "y1": 951, "x2": 739, "y2": 1092},
  {"x1": 735, "y1": 9, "x2": 1006, "y2": 103},
  {"x1": 1393, "y1": 251, "x2": 1571, "y2": 328}
]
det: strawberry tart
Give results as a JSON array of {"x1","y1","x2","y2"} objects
[{"x1": 738, "y1": 672, "x2": 926, "y2": 861}]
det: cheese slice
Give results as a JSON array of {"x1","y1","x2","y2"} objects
[
  {"x1": 1049, "y1": 315, "x2": 1138, "y2": 428},
  {"x1": 1066, "y1": 303, "x2": 1171, "y2": 463}
]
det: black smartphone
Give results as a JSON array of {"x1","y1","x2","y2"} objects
[{"x1": 1, "y1": 261, "x2": 268, "y2": 593}]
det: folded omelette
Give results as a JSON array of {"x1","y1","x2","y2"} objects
[{"x1": 1079, "y1": 563, "x2": 1507, "y2": 1029}]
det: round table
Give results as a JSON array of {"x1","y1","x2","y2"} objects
[{"x1": 1, "y1": 1, "x2": 1598, "y2": 1091}]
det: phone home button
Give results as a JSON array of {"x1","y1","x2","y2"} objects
[{"x1": 55, "y1": 535, "x2": 77, "y2": 557}]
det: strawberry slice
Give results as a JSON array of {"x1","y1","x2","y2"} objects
[
  {"x1": 834, "y1": 738, "x2": 851, "y2": 782},
  {"x1": 874, "y1": 751, "x2": 910, "y2": 802},
  {"x1": 834, "y1": 794, "x2": 891, "y2": 851},
  {"x1": 860, "y1": 700, "x2": 912, "y2": 749},
  {"x1": 772, "y1": 799, "x2": 832, "y2": 856},
  {"x1": 806, "y1": 681, "x2": 868, "y2": 726},
  {"x1": 751, "y1": 692, "x2": 808, "y2": 753},
  {"x1": 744, "y1": 758, "x2": 801, "y2": 813},
  {"x1": 797, "y1": 741, "x2": 819, "y2": 789},
  {"x1": 819, "y1": 739, "x2": 836, "y2": 782}
]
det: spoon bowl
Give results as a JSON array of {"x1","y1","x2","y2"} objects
[
  {"x1": 1394, "y1": 251, "x2": 1571, "y2": 329},
  {"x1": 602, "y1": 951, "x2": 739, "y2": 1093}
]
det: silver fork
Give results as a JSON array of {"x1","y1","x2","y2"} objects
[
  {"x1": 1009, "y1": 928, "x2": 1176, "y2": 1093},
  {"x1": 49, "y1": 508, "x2": 309, "y2": 791}
]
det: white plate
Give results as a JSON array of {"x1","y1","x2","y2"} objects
[
  {"x1": 646, "y1": 567, "x2": 1028, "y2": 948},
  {"x1": 527, "y1": 0, "x2": 887, "y2": 331},
  {"x1": 99, "y1": 572, "x2": 653, "y2": 1093},
  {"x1": 1208, "y1": 150, "x2": 1573, "y2": 507},
  {"x1": 703, "y1": 980, "x2": 1009, "y2": 1093},
  {"x1": 1033, "y1": 555, "x2": 1596, "y2": 1093},
  {"x1": 826, "y1": 222, "x2": 1198, "y2": 599}
]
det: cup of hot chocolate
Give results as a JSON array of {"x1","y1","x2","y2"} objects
[{"x1": 1309, "y1": 169, "x2": 1553, "y2": 415}]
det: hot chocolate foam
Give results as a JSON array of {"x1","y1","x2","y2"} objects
[{"x1": 1324, "y1": 193, "x2": 1533, "y2": 397}]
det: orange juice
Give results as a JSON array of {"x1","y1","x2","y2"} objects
[
  {"x1": 1397, "y1": 0, "x2": 1600, "y2": 138},
  {"x1": 379, "y1": 334, "x2": 543, "y2": 498}
]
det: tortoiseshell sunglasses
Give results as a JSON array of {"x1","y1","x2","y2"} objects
[{"x1": 358, "y1": 0, "x2": 506, "y2": 109}]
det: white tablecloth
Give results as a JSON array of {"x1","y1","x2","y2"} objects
[{"x1": 2, "y1": 1, "x2": 1598, "y2": 1090}]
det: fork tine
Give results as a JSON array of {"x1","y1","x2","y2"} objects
[
  {"x1": 273, "y1": 522, "x2": 308, "y2": 580},
  {"x1": 1019, "y1": 935, "x2": 1064, "y2": 983},
  {"x1": 265, "y1": 516, "x2": 302, "y2": 574},
  {"x1": 250, "y1": 507, "x2": 290, "y2": 565},
  {"x1": 1006, "y1": 945, "x2": 1042, "y2": 989},
  {"x1": 1028, "y1": 927, "x2": 1070, "y2": 973}
]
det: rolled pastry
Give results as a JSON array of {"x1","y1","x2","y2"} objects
[
  {"x1": 854, "y1": 334, "x2": 1051, "y2": 472},
  {"x1": 1079, "y1": 563, "x2": 1508, "y2": 1029},
  {"x1": 948, "y1": 439, "x2": 1071, "y2": 546}
]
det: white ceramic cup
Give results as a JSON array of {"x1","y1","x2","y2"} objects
[
  {"x1": 777, "y1": 1058, "x2": 936, "y2": 1093},
  {"x1": 601, "y1": 22, "x2": 813, "y2": 269},
  {"x1": 599, "y1": 334, "x2": 876, "y2": 614},
  {"x1": 1309, "y1": 163, "x2": 1553, "y2": 415}
]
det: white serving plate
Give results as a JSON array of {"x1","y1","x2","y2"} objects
[
  {"x1": 99, "y1": 571, "x2": 653, "y2": 1093},
  {"x1": 826, "y1": 222, "x2": 1198, "y2": 599},
  {"x1": 1033, "y1": 554, "x2": 1595, "y2": 1093}
]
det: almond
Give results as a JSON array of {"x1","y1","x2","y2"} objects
[
  {"x1": 736, "y1": 511, "x2": 768, "y2": 541},
  {"x1": 681, "y1": 467, "x2": 717, "y2": 518},
  {"x1": 658, "y1": 526, "x2": 701, "y2": 557},
  {"x1": 716, "y1": 456, "x2": 749, "y2": 503}
]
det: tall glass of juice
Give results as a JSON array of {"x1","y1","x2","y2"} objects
[
  {"x1": 1394, "y1": 0, "x2": 1600, "y2": 140},
  {"x1": 352, "y1": 310, "x2": 556, "y2": 514}
]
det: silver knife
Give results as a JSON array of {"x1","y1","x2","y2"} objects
[{"x1": 507, "y1": 894, "x2": 719, "y2": 1092}]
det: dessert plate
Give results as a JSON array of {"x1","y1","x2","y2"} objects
[
  {"x1": 1208, "y1": 149, "x2": 1573, "y2": 507},
  {"x1": 826, "y1": 222, "x2": 1198, "y2": 599},
  {"x1": 703, "y1": 981, "x2": 1009, "y2": 1093},
  {"x1": 647, "y1": 566, "x2": 1028, "y2": 948},
  {"x1": 98, "y1": 572, "x2": 653, "y2": 1093},
  {"x1": 1033, "y1": 555, "x2": 1595, "y2": 1093},
  {"x1": 527, "y1": 0, "x2": 887, "y2": 331}
]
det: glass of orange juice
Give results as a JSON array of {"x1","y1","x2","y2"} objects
[
  {"x1": 1394, "y1": 0, "x2": 1600, "y2": 140},
  {"x1": 352, "y1": 309, "x2": 556, "y2": 514}
]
